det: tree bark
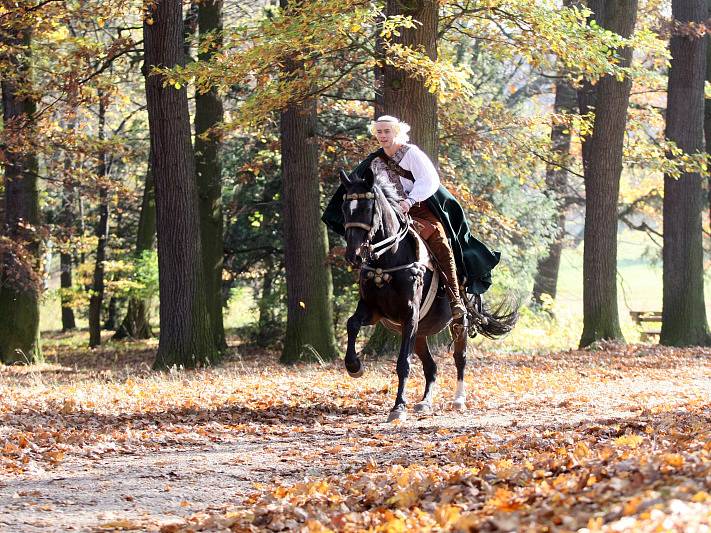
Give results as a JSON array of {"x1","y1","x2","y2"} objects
[
  {"x1": 660, "y1": 0, "x2": 711, "y2": 346},
  {"x1": 279, "y1": 95, "x2": 340, "y2": 363},
  {"x1": 382, "y1": 0, "x2": 439, "y2": 160},
  {"x1": 706, "y1": 0, "x2": 711, "y2": 231},
  {"x1": 195, "y1": 0, "x2": 227, "y2": 351},
  {"x1": 113, "y1": 167, "x2": 155, "y2": 340},
  {"x1": 0, "y1": 25, "x2": 42, "y2": 364},
  {"x1": 279, "y1": 1, "x2": 339, "y2": 363},
  {"x1": 144, "y1": 0, "x2": 218, "y2": 368},
  {"x1": 532, "y1": 79, "x2": 577, "y2": 306},
  {"x1": 89, "y1": 97, "x2": 109, "y2": 347},
  {"x1": 579, "y1": 0, "x2": 637, "y2": 348},
  {"x1": 60, "y1": 182, "x2": 77, "y2": 331}
]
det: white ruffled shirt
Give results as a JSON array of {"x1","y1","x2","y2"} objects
[{"x1": 370, "y1": 144, "x2": 440, "y2": 203}]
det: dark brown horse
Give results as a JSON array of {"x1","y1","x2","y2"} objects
[{"x1": 339, "y1": 169, "x2": 518, "y2": 422}]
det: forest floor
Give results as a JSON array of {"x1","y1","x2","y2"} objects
[{"x1": 0, "y1": 333, "x2": 709, "y2": 532}]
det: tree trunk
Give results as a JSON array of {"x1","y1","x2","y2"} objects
[
  {"x1": 378, "y1": 0, "x2": 446, "y2": 350},
  {"x1": 660, "y1": 0, "x2": 711, "y2": 346},
  {"x1": 195, "y1": 0, "x2": 227, "y2": 351},
  {"x1": 279, "y1": 95, "x2": 340, "y2": 363},
  {"x1": 706, "y1": 0, "x2": 711, "y2": 231},
  {"x1": 104, "y1": 297, "x2": 118, "y2": 330},
  {"x1": 579, "y1": 0, "x2": 637, "y2": 348},
  {"x1": 113, "y1": 167, "x2": 155, "y2": 340},
  {"x1": 60, "y1": 182, "x2": 76, "y2": 331},
  {"x1": 0, "y1": 25, "x2": 42, "y2": 364},
  {"x1": 279, "y1": 3, "x2": 339, "y2": 363},
  {"x1": 256, "y1": 259, "x2": 280, "y2": 347},
  {"x1": 383, "y1": 0, "x2": 439, "y2": 160},
  {"x1": 144, "y1": 0, "x2": 218, "y2": 368},
  {"x1": 89, "y1": 97, "x2": 109, "y2": 347},
  {"x1": 532, "y1": 79, "x2": 577, "y2": 306}
]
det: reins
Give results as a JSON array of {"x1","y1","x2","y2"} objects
[{"x1": 343, "y1": 188, "x2": 423, "y2": 271}]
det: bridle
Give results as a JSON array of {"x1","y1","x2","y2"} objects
[{"x1": 343, "y1": 190, "x2": 411, "y2": 262}]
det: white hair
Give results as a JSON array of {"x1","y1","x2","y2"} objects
[{"x1": 368, "y1": 115, "x2": 411, "y2": 144}]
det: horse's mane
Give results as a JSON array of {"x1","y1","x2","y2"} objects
[{"x1": 370, "y1": 174, "x2": 405, "y2": 251}]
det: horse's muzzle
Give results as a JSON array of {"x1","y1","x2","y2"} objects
[{"x1": 345, "y1": 250, "x2": 363, "y2": 267}]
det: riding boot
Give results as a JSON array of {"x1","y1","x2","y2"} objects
[
  {"x1": 424, "y1": 229, "x2": 467, "y2": 321},
  {"x1": 409, "y1": 203, "x2": 467, "y2": 321}
]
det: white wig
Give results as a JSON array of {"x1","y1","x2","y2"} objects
[{"x1": 368, "y1": 115, "x2": 411, "y2": 144}]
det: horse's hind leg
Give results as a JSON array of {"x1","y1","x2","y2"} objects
[
  {"x1": 413, "y1": 336, "x2": 437, "y2": 413},
  {"x1": 451, "y1": 320, "x2": 467, "y2": 410},
  {"x1": 345, "y1": 300, "x2": 373, "y2": 378}
]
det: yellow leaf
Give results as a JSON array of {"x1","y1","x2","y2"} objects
[
  {"x1": 662, "y1": 453, "x2": 684, "y2": 468},
  {"x1": 614, "y1": 434, "x2": 643, "y2": 448},
  {"x1": 574, "y1": 441, "x2": 590, "y2": 460},
  {"x1": 692, "y1": 491, "x2": 710, "y2": 502},
  {"x1": 299, "y1": 301, "x2": 306, "y2": 309}
]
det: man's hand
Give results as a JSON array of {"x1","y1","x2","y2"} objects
[{"x1": 399, "y1": 200, "x2": 411, "y2": 213}]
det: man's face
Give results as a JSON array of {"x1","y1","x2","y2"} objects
[{"x1": 374, "y1": 123, "x2": 396, "y2": 148}]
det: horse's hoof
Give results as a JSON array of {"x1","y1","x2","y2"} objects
[
  {"x1": 387, "y1": 408, "x2": 407, "y2": 423},
  {"x1": 348, "y1": 367, "x2": 364, "y2": 378},
  {"x1": 452, "y1": 399, "x2": 466, "y2": 411},
  {"x1": 413, "y1": 402, "x2": 432, "y2": 413},
  {"x1": 346, "y1": 360, "x2": 364, "y2": 378}
]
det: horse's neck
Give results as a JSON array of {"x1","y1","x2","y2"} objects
[{"x1": 369, "y1": 220, "x2": 416, "y2": 268}]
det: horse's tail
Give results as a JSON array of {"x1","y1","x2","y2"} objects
[{"x1": 470, "y1": 295, "x2": 520, "y2": 339}]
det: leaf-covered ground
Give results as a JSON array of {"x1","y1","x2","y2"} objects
[{"x1": 0, "y1": 333, "x2": 709, "y2": 532}]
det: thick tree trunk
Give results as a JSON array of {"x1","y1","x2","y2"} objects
[
  {"x1": 144, "y1": 0, "x2": 218, "y2": 368},
  {"x1": 279, "y1": 94, "x2": 340, "y2": 363},
  {"x1": 532, "y1": 79, "x2": 577, "y2": 306},
  {"x1": 661, "y1": 0, "x2": 711, "y2": 346},
  {"x1": 706, "y1": 0, "x2": 711, "y2": 231},
  {"x1": 113, "y1": 167, "x2": 155, "y2": 340},
  {"x1": 89, "y1": 98, "x2": 109, "y2": 348},
  {"x1": 579, "y1": 0, "x2": 637, "y2": 348},
  {"x1": 195, "y1": 0, "x2": 226, "y2": 351},
  {"x1": 277, "y1": 6, "x2": 339, "y2": 363},
  {"x1": 0, "y1": 26, "x2": 42, "y2": 364},
  {"x1": 383, "y1": 0, "x2": 439, "y2": 160}
]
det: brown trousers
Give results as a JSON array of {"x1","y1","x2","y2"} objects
[{"x1": 409, "y1": 203, "x2": 462, "y2": 305}]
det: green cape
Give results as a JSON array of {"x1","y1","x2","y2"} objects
[{"x1": 321, "y1": 149, "x2": 500, "y2": 294}]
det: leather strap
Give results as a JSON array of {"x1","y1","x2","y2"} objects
[{"x1": 377, "y1": 152, "x2": 414, "y2": 182}]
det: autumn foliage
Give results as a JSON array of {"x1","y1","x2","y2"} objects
[{"x1": 1, "y1": 337, "x2": 709, "y2": 531}]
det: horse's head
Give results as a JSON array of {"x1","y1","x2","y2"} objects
[{"x1": 340, "y1": 169, "x2": 376, "y2": 267}]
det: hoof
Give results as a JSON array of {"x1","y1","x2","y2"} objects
[
  {"x1": 387, "y1": 408, "x2": 407, "y2": 423},
  {"x1": 345, "y1": 360, "x2": 364, "y2": 378},
  {"x1": 413, "y1": 402, "x2": 432, "y2": 413},
  {"x1": 452, "y1": 398, "x2": 466, "y2": 411}
]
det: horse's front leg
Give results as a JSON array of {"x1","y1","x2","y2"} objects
[
  {"x1": 345, "y1": 299, "x2": 372, "y2": 378},
  {"x1": 388, "y1": 304, "x2": 419, "y2": 422}
]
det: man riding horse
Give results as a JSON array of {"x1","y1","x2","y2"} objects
[{"x1": 322, "y1": 115, "x2": 500, "y2": 320}]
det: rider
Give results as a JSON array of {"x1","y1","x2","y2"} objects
[{"x1": 322, "y1": 115, "x2": 500, "y2": 320}]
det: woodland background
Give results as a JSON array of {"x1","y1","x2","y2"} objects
[
  {"x1": 0, "y1": 1, "x2": 710, "y2": 530},
  {"x1": 0, "y1": 0, "x2": 710, "y2": 365}
]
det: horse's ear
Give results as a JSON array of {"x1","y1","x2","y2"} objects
[
  {"x1": 364, "y1": 169, "x2": 375, "y2": 189},
  {"x1": 339, "y1": 169, "x2": 352, "y2": 187}
]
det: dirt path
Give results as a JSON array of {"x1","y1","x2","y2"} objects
[{"x1": 1, "y1": 343, "x2": 709, "y2": 531}]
